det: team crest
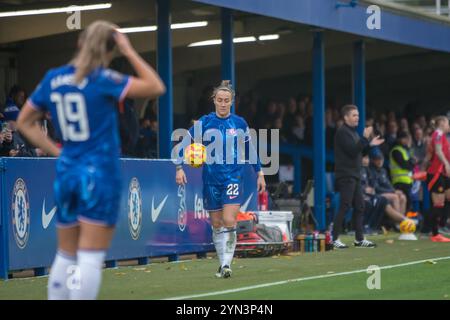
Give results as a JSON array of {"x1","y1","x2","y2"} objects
[
  {"x1": 128, "y1": 178, "x2": 142, "y2": 240},
  {"x1": 11, "y1": 178, "x2": 30, "y2": 249},
  {"x1": 228, "y1": 128, "x2": 237, "y2": 136},
  {"x1": 177, "y1": 185, "x2": 187, "y2": 232}
]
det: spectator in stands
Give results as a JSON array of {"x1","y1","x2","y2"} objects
[
  {"x1": 291, "y1": 114, "x2": 305, "y2": 143},
  {"x1": 399, "y1": 117, "x2": 410, "y2": 134},
  {"x1": 0, "y1": 120, "x2": 14, "y2": 156},
  {"x1": 369, "y1": 148, "x2": 407, "y2": 215},
  {"x1": 136, "y1": 118, "x2": 157, "y2": 158},
  {"x1": 389, "y1": 131, "x2": 416, "y2": 213},
  {"x1": 417, "y1": 115, "x2": 428, "y2": 130},
  {"x1": 3, "y1": 106, "x2": 37, "y2": 157},
  {"x1": 326, "y1": 108, "x2": 336, "y2": 150},
  {"x1": 411, "y1": 127, "x2": 427, "y2": 168},
  {"x1": 385, "y1": 120, "x2": 399, "y2": 152},
  {"x1": 7, "y1": 85, "x2": 26, "y2": 111},
  {"x1": 297, "y1": 96, "x2": 307, "y2": 117},
  {"x1": 119, "y1": 98, "x2": 139, "y2": 157}
]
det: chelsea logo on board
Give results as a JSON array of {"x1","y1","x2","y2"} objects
[
  {"x1": 11, "y1": 178, "x2": 30, "y2": 249},
  {"x1": 128, "y1": 177, "x2": 142, "y2": 240}
]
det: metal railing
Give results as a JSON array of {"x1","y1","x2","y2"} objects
[{"x1": 384, "y1": 0, "x2": 450, "y2": 17}]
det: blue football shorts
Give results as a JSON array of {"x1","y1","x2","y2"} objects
[
  {"x1": 203, "y1": 180, "x2": 244, "y2": 211},
  {"x1": 54, "y1": 164, "x2": 122, "y2": 227}
]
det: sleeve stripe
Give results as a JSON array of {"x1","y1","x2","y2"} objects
[{"x1": 119, "y1": 77, "x2": 132, "y2": 103}]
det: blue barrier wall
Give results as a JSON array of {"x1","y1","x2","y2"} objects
[{"x1": 0, "y1": 158, "x2": 257, "y2": 278}]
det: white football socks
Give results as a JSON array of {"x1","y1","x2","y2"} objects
[
  {"x1": 70, "y1": 250, "x2": 106, "y2": 300},
  {"x1": 48, "y1": 251, "x2": 77, "y2": 300},
  {"x1": 212, "y1": 227, "x2": 225, "y2": 267},
  {"x1": 222, "y1": 227, "x2": 237, "y2": 268}
]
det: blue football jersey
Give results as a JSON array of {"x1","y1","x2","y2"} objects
[
  {"x1": 29, "y1": 65, "x2": 130, "y2": 163},
  {"x1": 188, "y1": 112, "x2": 261, "y2": 185}
]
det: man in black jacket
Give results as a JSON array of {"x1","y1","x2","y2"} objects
[{"x1": 333, "y1": 104, "x2": 384, "y2": 248}]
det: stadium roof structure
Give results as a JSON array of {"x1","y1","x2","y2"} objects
[{"x1": 192, "y1": 0, "x2": 450, "y2": 52}]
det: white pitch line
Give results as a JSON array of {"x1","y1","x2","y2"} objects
[{"x1": 164, "y1": 256, "x2": 450, "y2": 300}]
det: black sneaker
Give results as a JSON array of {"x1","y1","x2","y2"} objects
[
  {"x1": 333, "y1": 239, "x2": 349, "y2": 249},
  {"x1": 221, "y1": 265, "x2": 232, "y2": 278},
  {"x1": 215, "y1": 266, "x2": 222, "y2": 278},
  {"x1": 354, "y1": 239, "x2": 377, "y2": 248}
]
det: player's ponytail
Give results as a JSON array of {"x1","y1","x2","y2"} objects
[
  {"x1": 211, "y1": 80, "x2": 235, "y2": 99},
  {"x1": 72, "y1": 20, "x2": 118, "y2": 84}
]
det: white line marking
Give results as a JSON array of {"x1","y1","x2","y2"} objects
[{"x1": 164, "y1": 256, "x2": 450, "y2": 300}]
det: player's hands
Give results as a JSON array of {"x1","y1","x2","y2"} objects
[
  {"x1": 363, "y1": 126, "x2": 373, "y2": 139},
  {"x1": 114, "y1": 31, "x2": 135, "y2": 57},
  {"x1": 176, "y1": 168, "x2": 187, "y2": 185},
  {"x1": 370, "y1": 135, "x2": 385, "y2": 147},
  {"x1": 257, "y1": 172, "x2": 266, "y2": 192}
]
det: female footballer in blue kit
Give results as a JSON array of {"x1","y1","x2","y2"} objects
[
  {"x1": 175, "y1": 81, "x2": 266, "y2": 278},
  {"x1": 17, "y1": 21, "x2": 165, "y2": 299}
]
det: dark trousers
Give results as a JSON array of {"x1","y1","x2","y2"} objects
[{"x1": 333, "y1": 177, "x2": 365, "y2": 242}]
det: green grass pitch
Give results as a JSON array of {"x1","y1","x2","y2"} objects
[{"x1": 0, "y1": 233, "x2": 449, "y2": 300}]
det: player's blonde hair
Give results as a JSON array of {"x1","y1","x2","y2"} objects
[
  {"x1": 72, "y1": 20, "x2": 117, "y2": 84},
  {"x1": 211, "y1": 80, "x2": 235, "y2": 100},
  {"x1": 431, "y1": 115, "x2": 449, "y2": 130}
]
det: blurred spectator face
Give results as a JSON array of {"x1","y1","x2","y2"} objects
[
  {"x1": 298, "y1": 100, "x2": 306, "y2": 115},
  {"x1": 400, "y1": 135, "x2": 411, "y2": 148},
  {"x1": 372, "y1": 157, "x2": 384, "y2": 168},
  {"x1": 414, "y1": 127, "x2": 423, "y2": 142},
  {"x1": 278, "y1": 103, "x2": 286, "y2": 117},
  {"x1": 143, "y1": 119, "x2": 151, "y2": 128},
  {"x1": 295, "y1": 115, "x2": 304, "y2": 128},
  {"x1": 388, "y1": 121, "x2": 398, "y2": 135},
  {"x1": 14, "y1": 90, "x2": 25, "y2": 108},
  {"x1": 362, "y1": 155, "x2": 369, "y2": 167},
  {"x1": 150, "y1": 120, "x2": 158, "y2": 131},
  {"x1": 411, "y1": 122, "x2": 420, "y2": 132},
  {"x1": 400, "y1": 118, "x2": 409, "y2": 131},
  {"x1": 418, "y1": 116, "x2": 427, "y2": 129},
  {"x1": 267, "y1": 101, "x2": 277, "y2": 115},
  {"x1": 332, "y1": 109, "x2": 339, "y2": 122},
  {"x1": 336, "y1": 119, "x2": 344, "y2": 128},
  {"x1": 366, "y1": 118, "x2": 374, "y2": 127},
  {"x1": 377, "y1": 123, "x2": 386, "y2": 136},
  {"x1": 306, "y1": 102, "x2": 313, "y2": 117},
  {"x1": 387, "y1": 111, "x2": 396, "y2": 122},
  {"x1": 288, "y1": 98, "x2": 297, "y2": 114},
  {"x1": 274, "y1": 118, "x2": 283, "y2": 129},
  {"x1": 379, "y1": 113, "x2": 387, "y2": 124},
  {"x1": 325, "y1": 109, "x2": 334, "y2": 127}
]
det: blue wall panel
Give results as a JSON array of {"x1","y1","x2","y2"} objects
[{"x1": 1, "y1": 158, "x2": 257, "y2": 274}]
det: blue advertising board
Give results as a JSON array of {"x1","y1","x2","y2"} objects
[{"x1": 0, "y1": 158, "x2": 257, "y2": 279}]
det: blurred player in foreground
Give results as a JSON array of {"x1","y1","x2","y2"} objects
[
  {"x1": 426, "y1": 116, "x2": 450, "y2": 242},
  {"x1": 175, "y1": 81, "x2": 266, "y2": 278},
  {"x1": 17, "y1": 20, "x2": 165, "y2": 299}
]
